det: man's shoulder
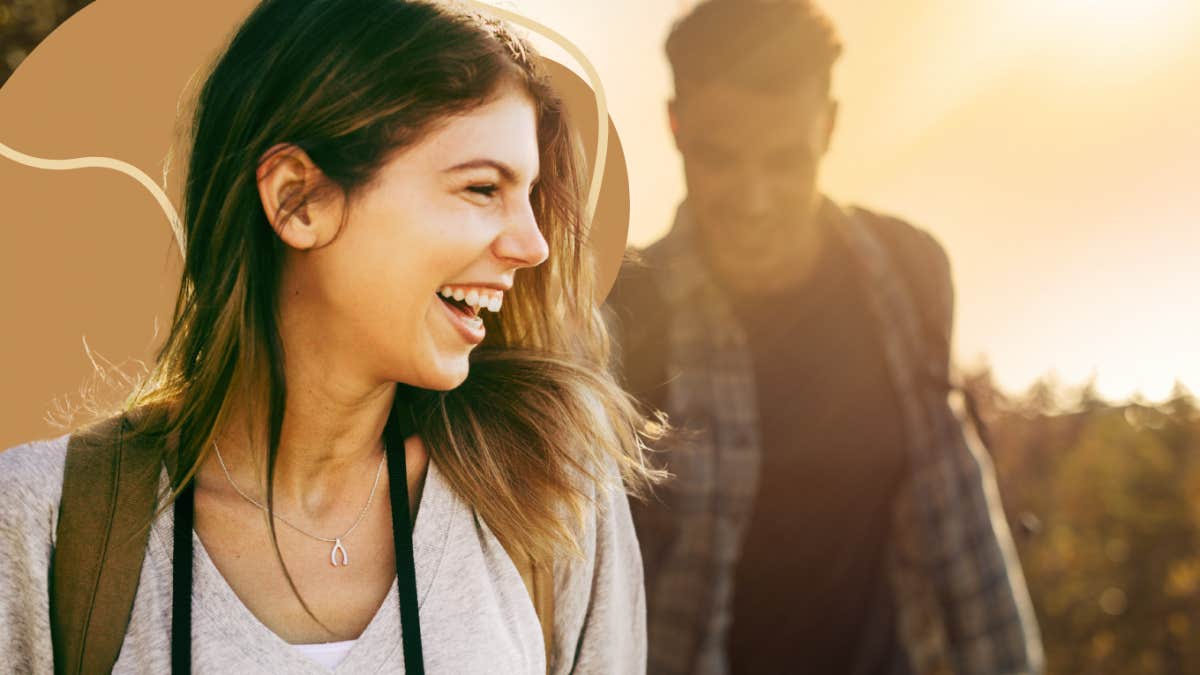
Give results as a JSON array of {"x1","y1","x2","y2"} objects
[
  {"x1": 603, "y1": 247, "x2": 674, "y2": 401},
  {"x1": 846, "y1": 203, "x2": 956, "y2": 357},
  {"x1": 605, "y1": 247, "x2": 668, "y2": 320},
  {"x1": 847, "y1": 204, "x2": 949, "y2": 271},
  {"x1": 847, "y1": 204, "x2": 953, "y2": 298}
]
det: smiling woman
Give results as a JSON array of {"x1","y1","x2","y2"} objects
[
  {"x1": 0, "y1": 0, "x2": 664, "y2": 673},
  {"x1": 255, "y1": 83, "x2": 550, "y2": 388}
]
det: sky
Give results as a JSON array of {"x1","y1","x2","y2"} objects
[{"x1": 504, "y1": 0, "x2": 1200, "y2": 402}]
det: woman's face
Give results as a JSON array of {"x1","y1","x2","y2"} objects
[{"x1": 278, "y1": 86, "x2": 548, "y2": 391}]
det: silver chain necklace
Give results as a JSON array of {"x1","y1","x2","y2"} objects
[{"x1": 212, "y1": 439, "x2": 386, "y2": 568}]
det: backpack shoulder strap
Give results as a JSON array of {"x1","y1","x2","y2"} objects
[
  {"x1": 501, "y1": 545, "x2": 555, "y2": 672},
  {"x1": 52, "y1": 407, "x2": 558, "y2": 672},
  {"x1": 603, "y1": 249, "x2": 672, "y2": 416},
  {"x1": 51, "y1": 407, "x2": 166, "y2": 675},
  {"x1": 850, "y1": 207, "x2": 998, "y2": 445},
  {"x1": 850, "y1": 206, "x2": 954, "y2": 371}
]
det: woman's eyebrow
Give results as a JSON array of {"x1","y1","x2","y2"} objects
[{"x1": 443, "y1": 158, "x2": 538, "y2": 185}]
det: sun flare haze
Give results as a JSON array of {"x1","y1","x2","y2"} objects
[{"x1": 512, "y1": 0, "x2": 1199, "y2": 403}]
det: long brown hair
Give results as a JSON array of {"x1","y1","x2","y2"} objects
[{"x1": 111, "y1": 0, "x2": 665, "y2": 582}]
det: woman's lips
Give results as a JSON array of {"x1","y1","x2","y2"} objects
[{"x1": 438, "y1": 294, "x2": 485, "y2": 344}]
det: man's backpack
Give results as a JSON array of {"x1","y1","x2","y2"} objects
[
  {"x1": 851, "y1": 208, "x2": 993, "y2": 447},
  {"x1": 50, "y1": 405, "x2": 555, "y2": 674}
]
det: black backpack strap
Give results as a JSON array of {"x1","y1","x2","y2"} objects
[
  {"x1": 51, "y1": 407, "x2": 166, "y2": 674},
  {"x1": 852, "y1": 207, "x2": 994, "y2": 447},
  {"x1": 603, "y1": 250, "x2": 672, "y2": 416},
  {"x1": 851, "y1": 206, "x2": 954, "y2": 372},
  {"x1": 602, "y1": 249, "x2": 677, "y2": 593}
]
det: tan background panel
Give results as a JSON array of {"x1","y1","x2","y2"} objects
[{"x1": 0, "y1": 0, "x2": 629, "y2": 449}]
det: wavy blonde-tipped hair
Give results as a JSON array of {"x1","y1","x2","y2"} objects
[{"x1": 106, "y1": 0, "x2": 666, "y2": 579}]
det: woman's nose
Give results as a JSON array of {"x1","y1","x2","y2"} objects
[{"x1": 494, "y1": 198, "x2": 550, "y2": 269}]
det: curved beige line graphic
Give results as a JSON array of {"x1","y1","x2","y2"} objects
[
  {"x1": 466, "y1": 1, "x2": 609, "y2": 227},
  {"x1": 0, "y1": 139, "x2": 186, "y2": 256},
  {"x1": 0, "y1": 4, "x2": 608, "y2": 259},
  {"x1": 0, "y1": 0, "x2": 629, "y2": 451}
]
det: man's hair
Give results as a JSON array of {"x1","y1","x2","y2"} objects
[{"x1": 666, "y1": 0, "x2": 843, "y2": 99}]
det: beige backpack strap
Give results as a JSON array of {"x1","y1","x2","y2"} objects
[
  {"x1": 503, "y1": 543, "x2": 556, "y2": 673},
  {"x1": 50, "y1": 407, "x2": 165, "y2": 675},
  {"x1": 531, "y1": 563, "x2": 555, "y2": 670}
]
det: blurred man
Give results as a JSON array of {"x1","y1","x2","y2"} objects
[{"x1": 604, "y1": 1, "x2": 1044, "y2": 673}]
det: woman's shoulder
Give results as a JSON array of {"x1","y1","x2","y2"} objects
[
  {"x1": 0, "y1": 434, "x2": 67, "y2": 674},
  {"x1": 0, "y1": 433, "x2": 70, "y2": 524}
]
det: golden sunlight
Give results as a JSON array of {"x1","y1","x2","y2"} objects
[
  {"x1": 1042, "y1": 0, "x2": 1195, "y2": 60},
  {"x1": 1048, "y1": 0, "x2": 1184, "y2": 26}
]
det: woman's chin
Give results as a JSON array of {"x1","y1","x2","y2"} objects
[{"x1": 413, "y1": 355, "x2": 471, "y2": 391}]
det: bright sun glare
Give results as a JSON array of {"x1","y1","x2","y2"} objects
[
  {"x1": 1032, "y1": 0, "x2": 1197, "y2": 74},
  {"x1": 1047, "y1": 0, "x2": 1192, "y2": 39}
]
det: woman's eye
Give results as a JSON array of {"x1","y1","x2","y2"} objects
[{"x1": 467, "y1": 184, "x2": 499, "y2": 199}]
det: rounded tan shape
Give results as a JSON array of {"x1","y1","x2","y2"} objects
[{"x1": 0, "y1": 0, "x2": 630, "y2": 449}]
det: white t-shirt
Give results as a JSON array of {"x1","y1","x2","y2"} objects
[
  {"x1": 0, "y1": 434, "x2": 647, "y2": 674},
  {"x1": 293, "y1": 639, "x2": 356, "y2": 670}
]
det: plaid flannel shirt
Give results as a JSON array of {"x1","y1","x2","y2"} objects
[{"x1": 606, "y1": 199, "x2": 1044, "y2": 675}]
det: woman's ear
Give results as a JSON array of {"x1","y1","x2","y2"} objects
[{"x1": 255, "y1": 144, "x2": 341, "y2": 250}]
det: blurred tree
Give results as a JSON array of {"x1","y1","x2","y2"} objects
[
  {"x1": 1068, "y1": 373, "x2": 1105, "y2": 414},
  {"x1": 1037, "y1": 412, "x2": 1198, "y2": 673},
  {"x1": 0, "y1": 0, "x2": 95, "y2": 86},
  {"x1": 964, "y1": 365, "x2": 1200, "y2": 674}
]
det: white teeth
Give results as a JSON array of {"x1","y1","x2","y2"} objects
[{"x1": 437, "y1": 285, "x2": 504, "y2": 314}]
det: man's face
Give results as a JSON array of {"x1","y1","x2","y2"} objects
[{"x1": 670, "y1": 78, "x2": 837, "y2": 293}]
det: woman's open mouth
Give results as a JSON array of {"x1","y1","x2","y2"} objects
[
  {"x1": 437, "y1": 294, "x2": 479, "y2": 319},
  {"x1": 436, "y1": 291, "x2": 485, "y2": 345},
  {"x1": 434, "y1": 285, "x2": 504, "y2": 345}
]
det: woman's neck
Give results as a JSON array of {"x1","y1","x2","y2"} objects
[{"x1": 209, "y1": 380, "x2": 398, "y2": 518}]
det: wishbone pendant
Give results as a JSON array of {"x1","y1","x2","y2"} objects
[{"x1": 330, "y1": 538, "x2": 350, "y2": 567}]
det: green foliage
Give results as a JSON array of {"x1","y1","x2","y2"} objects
[{"x1": 970, "y1": 369, "x2": 1200, "y2": 674}]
